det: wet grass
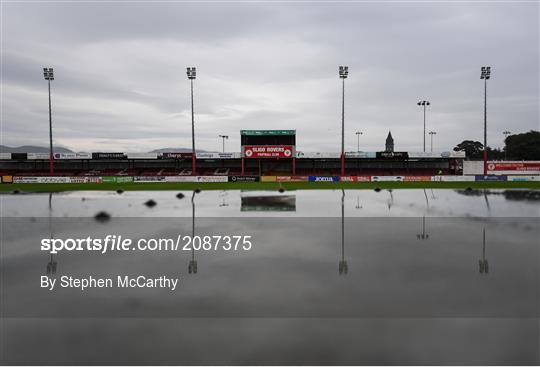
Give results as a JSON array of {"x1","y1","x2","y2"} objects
[{"x1": 0, "y1": 180, "x2": 539, "y2": 193}]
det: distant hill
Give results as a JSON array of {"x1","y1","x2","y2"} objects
[
  {"x1": 0, "y1": 145, "x2": 213, "y2": 154},
  {"x1": 0, "y1": 145, "x2": 73, "y2": 153}
]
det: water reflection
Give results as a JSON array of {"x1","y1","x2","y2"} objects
[
  {"x1": 188, "y1": 191, "x2": 198, "y2": 274},
  {"x1": 479, "y1": 227, "x2": 489, "y2": 275},
  {"x1": 45, "y1": 192, "x2": 57, "y2": 276},
  {"x1": 339, "y1": 190, "x2": 348, "y2": 275}
]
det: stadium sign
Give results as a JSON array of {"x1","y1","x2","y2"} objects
[
  {"x1": 376, "y1": 152, "x2": 409, "y2": 159},
  {"x1": 243, "y1": 145, "x2": 294, "y2": 159},
  {"x1": 229, "y1": 176, "x2": 260, "y2": 182},
  {"x1": 0, "y1": 153, "x2": 11, "y2": 160},
  {"x1": 92, "y1": 152, "x2": 126, "y2": 160},
  {"x1": 241, "y1": 130, "x2": 295, "y2": 136}
]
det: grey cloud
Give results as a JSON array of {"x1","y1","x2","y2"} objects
[{"x1": 1, "y1": 2, "x2": 538, "y2": 152}]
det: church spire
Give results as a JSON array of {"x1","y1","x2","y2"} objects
[{"x1": 385, "y1": 131, "x2": 394, "y2": 152}]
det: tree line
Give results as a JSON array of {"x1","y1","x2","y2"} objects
[{"x1": 454, "y1": 130, "x2": 540, "y2": 160}]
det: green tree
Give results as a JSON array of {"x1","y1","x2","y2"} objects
[
  {"x1": 505, "y1": 130, "x2": 540, "y2": 160},
  {"x1": 454, "y1": 140, "x2": 484, "y2": 159}
]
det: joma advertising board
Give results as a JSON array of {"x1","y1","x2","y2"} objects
[{"x1": 243, "y1": 146, "x2": 294, "y2": 159}]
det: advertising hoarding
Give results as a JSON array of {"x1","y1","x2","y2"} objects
[
  {"x1": 371, "y1": 176, "x2": 404, "y2": 182},
  {"x1": 296, "y1": 152, "x2": 340, "y2": 159},
  {"x1": 241, "y1": 130, "x2": 295, "y2": 136},
  {"x1": 403, "y1": 176, "x2": 432, "y2": 182},
  {"x1": 92, "y1": 152, "x2": 126, "y2": 160},
  {"x1": 196, "y1": 152, "x2": 241, "y2": 159},
  {"x1": 27, "y1": 153, "x2": 50, "y2": 160},
  {"x1": 160, "y1": 152, "x2": 193, "y2": 159},
  {"x1": 376, "y1": 152, "x2": 409, "y2": 159},
  {"x1": 0, "y1": 153, "x2": 11, "y2": 160},
  {"x1": 340, "y1": 176, "x2": 371, "y2": 182},
  {"x1": 431, "y1": 176, "x2": 475, "y2": 182},
  {"x1": 133, "y1": 176, "x2": 166, "y2": 182},
  {"x1": 126, "y1": 153, "x2": 159, "y2": 159},
  {"x1": 344, "y1": 152, "x2": 377, "y2": 158},
  {"x1": 102, "y1": 176, "x2": 134, "y2": 183},
  {"x1": 164, "y1": 176, "x2": 197, "y2": 182},
  {"x1": 243, "y1": 145, "x2": 294, "y2": 158},
  {"x1": 195, "y1": 176, "x2": 228, "y2": 183},
  {"x1": 14, "y1": 176, "x2": 71, "y2": 183},
  {"x1": 228, "y1": 176, "x2": 260, "y2": 182},
  {"x1": 308, "y1": 176, "x2": 340, "y2": 182},
  {"x1": 53, "y1": 152, "x2": 92, "y2": 160},
  {"x1": 475, "y1": 175, "x2": 508, "y2": 181},
  {"x1": 487, "y1": 162, "x2": 540, "y2": 171},
  {"x1": 408, "y1": 151, "x2": 466, "y2": 159}
]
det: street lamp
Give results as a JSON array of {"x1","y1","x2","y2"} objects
[
  {"x1": 219, "y1": 135, "x2": 229, "y2": 153},
  {"x1": 186, "y1": 67, "x2": 197, "y2": 175},
  {"x1": 355, "y1": 131, "x2": 363, "y2": 152},
  {"x1": 428, "y1": 131, "x2": 437, "y2": 152},
  {"x1": 503, "y1": 130, "x2": 511, "y2": 160},
  {"x1": 480, "y1": 66, "x2": 491, "y2": 176},
  {"x1": 339, "y1": 66, "x2": 348, "y2": 176},
  {"x1": 43, "y1": 67, "x2": 54, "y2": 176},
  {"x1": 417, "y1": 100, "x2": 430, "y2": 152}
]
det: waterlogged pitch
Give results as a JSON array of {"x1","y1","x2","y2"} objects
[{"x1": 1, "y1": 189, "x2": 539, "y2": 365}]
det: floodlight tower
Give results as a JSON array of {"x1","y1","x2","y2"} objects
[
  {"x1": 503, "y1": 130, "x2": 511, "y2": 160},
  {"x1": 429, "y1": 131, "x2": 437, "y2": 152},
  {"x1": 417, "y1": 100, "x2": 430, "y2": 152},
  {"x1": 355, "y1": 131, "x2": 363, "y2": 152},
  {"x1": 339, "y1": 66, "x2": 349, "y2": 176},
  {"x1": 480, "y1": 66, "x2": 491, "y2": 176},
  {"x1": 43, "y1": 67, "x2": 55, "y2": 175},
  {"x1": 219, "y1": 135, "x2": 229, "y2": 153},
  {"x1": 187, "y1": 67, "x2": 197, "y2": 175}
]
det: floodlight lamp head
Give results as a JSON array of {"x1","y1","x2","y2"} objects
[
  {"x1": 186, "y1": 67, "x2": 196, "y2": 79},
  {"x1": 339, "y1": 65, "x2": 349, "y2": 78}
]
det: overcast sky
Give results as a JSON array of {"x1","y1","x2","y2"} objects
[{"x1": 1, "y1": 1, "x2": 538, "y2": 153}]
